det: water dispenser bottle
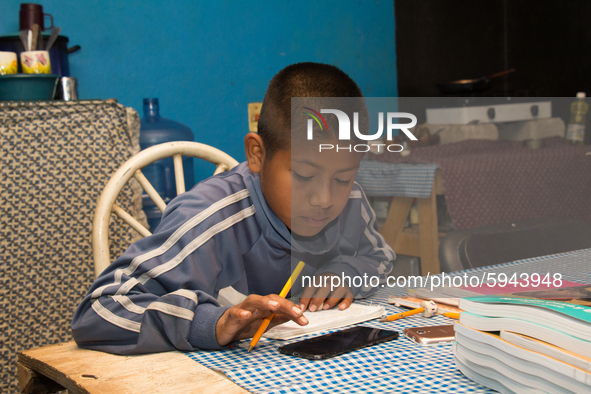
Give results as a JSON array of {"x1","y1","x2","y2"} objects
[{"x1": 140, "y1": 98, "x2": 195, "y2": 231}]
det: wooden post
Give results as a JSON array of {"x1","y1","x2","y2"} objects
[
  {"x1": 417, "y1": 187, "x2": 441, "y2": 275},
  {"x1": 379, "y1": 196, "x2": 413, "y2": 249}
]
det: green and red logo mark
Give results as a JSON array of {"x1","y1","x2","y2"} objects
[{"x1": 303, "y1": 107, "x2": 329, "y2": 132}]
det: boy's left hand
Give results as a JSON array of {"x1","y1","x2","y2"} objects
[{"x1": 298, "y1": 273, "x2": 354, "y2": 312}]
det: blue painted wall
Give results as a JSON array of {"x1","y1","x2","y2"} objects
[{"x1": 2, "y1": 0, "x2": 397, "y2": 180}]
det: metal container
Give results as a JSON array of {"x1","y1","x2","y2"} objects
[{"x1": 55, "y1": 77, "x2": 78, "y2": 100}]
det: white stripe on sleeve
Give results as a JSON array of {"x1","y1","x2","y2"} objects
[
  {"x1": 112, "y1": 295, "x2": 146, "y2": 314},
  {"x1": 91, "y1": 299, "x2": 142, "y2": 333},
  {"x1": 170, "y1": 289, "x2": 199, "y2": 304},
  {"x1": 146, "y1": 302, "x2": 195, "y2": 321}
]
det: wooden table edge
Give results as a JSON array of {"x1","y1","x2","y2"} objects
[{"x1": 17, "y1": 341, "x2": 248, "y2": 394}]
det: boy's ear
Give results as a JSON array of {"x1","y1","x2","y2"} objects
[{"x1": 244, "y1": 132, "x2": 265, "y2": 173}]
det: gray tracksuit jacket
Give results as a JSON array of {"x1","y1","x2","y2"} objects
[{"x1": 71, "y1": 162, "x2": 394, "y2": 354}]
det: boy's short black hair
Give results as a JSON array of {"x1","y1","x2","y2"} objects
[{"x1": 258, "y1": 62, "x2": 366, "y2": 158}]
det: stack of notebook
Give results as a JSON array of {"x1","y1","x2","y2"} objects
[{"x1": 454, "y1": 285, "x2": 591, "y2": 393}]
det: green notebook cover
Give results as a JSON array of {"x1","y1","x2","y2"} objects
[{"x1": 464, "y1": 285, "x2": 591, "y2": 323}]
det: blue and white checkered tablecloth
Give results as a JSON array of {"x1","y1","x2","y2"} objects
[
  {"x1": 354, "y1": 160, "x2": 439, "y2": 198},
  {"x1": 186, "y1": 249, "x2": 591, "y2": 394}
]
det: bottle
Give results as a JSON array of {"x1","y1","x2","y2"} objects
[
  {"x1": 565, "y1": 92, "x2": 588, "y2": 145},
  {"x1": 140, "y1": 98, "x2": 195, "y2": 231}
]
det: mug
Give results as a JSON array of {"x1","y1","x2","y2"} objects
[
  {"x1": 20, "y1": 50, "x2": 51, "y2": 74},
  {"x1": 19, "y1": 3, "x2": 54, "y2": 31},
  {"x1": 0, "y1": 51, "x2": 18, "y2": 75}
]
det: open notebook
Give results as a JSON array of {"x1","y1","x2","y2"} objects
[{"x1": 263, "y1": 303, "x2": 385, "y2": 340}]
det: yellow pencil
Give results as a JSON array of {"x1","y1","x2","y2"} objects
[
  {"x1": 379, "y1": 307, "x2": 425, "y2": 322},
  {"x1": 443, "y1": 312, "x2": 460, "y2": 319},
  {"x1": 248, "y1": 261, "x2": 306, "y2": 352}
]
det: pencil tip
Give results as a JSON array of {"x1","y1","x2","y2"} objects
[
  {"x1": 247, "y1": 346, "x2": 254, "y2": 352},
  {"x1": 379, "y1": 318, "x2": 387, "y2": 322}
]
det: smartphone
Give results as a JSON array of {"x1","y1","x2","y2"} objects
[
  {"x1": 403, "y1": 324, "x2": 455, "y2": 346},
  {"x1": 278, "y1": 326, "x2": 399, "y2": 360}
]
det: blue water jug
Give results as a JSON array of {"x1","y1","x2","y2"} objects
[{"x1": 140, "y1": 98, "x2": 195, "y2": 231}]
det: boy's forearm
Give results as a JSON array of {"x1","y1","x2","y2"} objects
[{"x1": 71, "y1": 290, "x2": 229, "y2": 354}]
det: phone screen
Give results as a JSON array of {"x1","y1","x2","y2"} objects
[{"x1": 278, "y1": 326, "x2": 399, "y2": 360}]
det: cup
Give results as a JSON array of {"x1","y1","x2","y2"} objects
[
  {"x1": 19, "y1": 3, "x2": 54, "y2": 31},
  {"x1": 0, "y1": 51, "x2": 18, "y2": 75},
  {"x1": 20, "y1": 50, "x2": 51, "y2": 74}
]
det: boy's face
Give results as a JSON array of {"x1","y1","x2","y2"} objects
[{"x1": 260, "y1": 139, "x2": 362, "y2": 237}]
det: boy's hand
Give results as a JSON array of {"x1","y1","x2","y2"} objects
[
  {"x1": 298, "y1": 273, "x2": 354, "y2": 313},
  {"x1": 215, "y1": 294, "x2": 309, "y2": 347}
]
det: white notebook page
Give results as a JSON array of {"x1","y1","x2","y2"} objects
[{"x1": 264, "y1": 303, "x2": 385, "y2": 340}]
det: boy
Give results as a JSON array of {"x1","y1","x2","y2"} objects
[{"x1": 72, "y1": 62, "x2": 395, "y2": 354}]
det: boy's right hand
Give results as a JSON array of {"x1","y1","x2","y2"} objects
[{"x1": 215, "y1": 294, "x2": 309, "y2": 347}]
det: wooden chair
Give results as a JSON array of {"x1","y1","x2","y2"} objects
[
  {"x1": 378, "y1": 169, "x2": 445, "y2": 275},
  {"x1": 92, "y1": 141, "x2": 239, "y2": 277}
]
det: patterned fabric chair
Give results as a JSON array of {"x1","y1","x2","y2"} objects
[{"x1": 0, "y1": 100, "x2": 142, "y2": 393}]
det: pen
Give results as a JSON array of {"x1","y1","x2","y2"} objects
[{"x1": 248, "y1": 260, "x2": 306, "y2": 352}]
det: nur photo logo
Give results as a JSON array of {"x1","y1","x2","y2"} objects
[{"x1": 303, "y1": 108, "x2": 418, "y2": 153}]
